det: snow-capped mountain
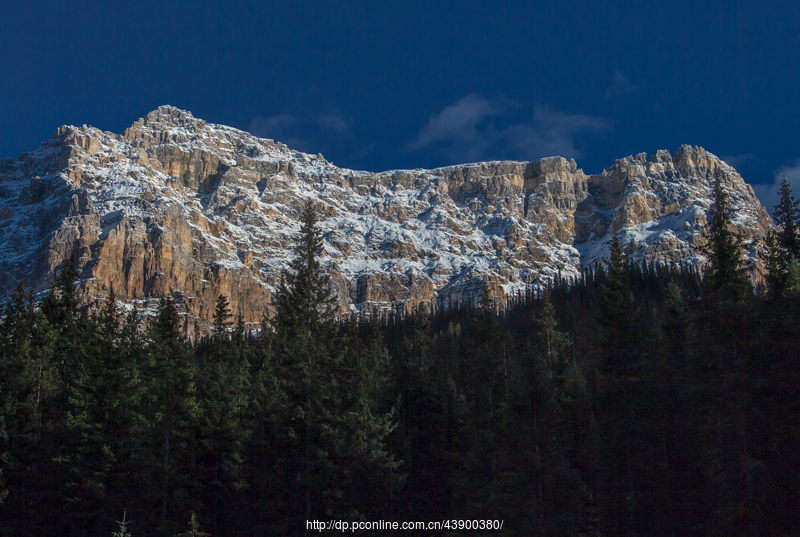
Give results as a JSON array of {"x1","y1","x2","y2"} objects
[{"x1": 0, "y1": 106, "x2": 773, "y2": 336}]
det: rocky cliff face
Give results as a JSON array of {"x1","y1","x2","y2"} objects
[{"x1": 0, "y1": 106, "x2": 773, "y2": 337}]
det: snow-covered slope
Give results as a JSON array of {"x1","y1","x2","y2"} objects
[{"x1": 0, "y1": 106, "x2": 773, "y2": 336}]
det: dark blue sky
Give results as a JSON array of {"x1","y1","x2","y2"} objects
[{"x1": 2, "y1": 0, "x2": 799, "y2": 209}]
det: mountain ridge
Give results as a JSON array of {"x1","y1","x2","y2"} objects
[{"x1": 0, "y1": 105, "x2": 773, "y2": 337}]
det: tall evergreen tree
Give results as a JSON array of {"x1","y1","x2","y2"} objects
[
  {"x1": 240, "y1": 315, "x2": 284, "y2": 534},
  {"x1": 766, "y1": 177, "x2": 800, "y2": 296},
  {"x1": 274, "y1": 200, "x2": 337, "y2": 336},
  {"x1": 142, "y1": 298, "x2": 200, "y2": 537},
  {"x1": 598, "y1": 234, "x2": 637, "y2": 374},
  {"x1": 0, "y1": 282, "x2": 35, "y2": 522},
  {"x1": 596, "y1": 234, "x2": 640, "y2": 536},
  {"x1": 696, "y1": 175, "x2": 757, "y2": 534},
  {"x1": 272, "y1": 200, "x2": 395, "y2": 531},
  {"x1": 41, "y1": 253, "x2": 79, "y2": 327},
  {"x1": 198, "y1": 295, "x2": 249, "y2": 537},
  {"x1": 773, "y1": 177, "x2": 800, "y2": 258},
  {"x1": 59, "y1": 290, "x2": 121, "y2": 534},
  {"x1": 701, "y1": 175, "x2": 749, "y2": 295}
]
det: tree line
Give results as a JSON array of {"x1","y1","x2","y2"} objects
[{"x1": 1, "y1": 181, "x2": 799, "y2": 536}]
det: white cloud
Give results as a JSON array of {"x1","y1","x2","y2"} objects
[
  {"x1": 505, "y1": 106, "x2": 613, "y2": 160},
  {"x1": 406, "y1": 95, "x2": 612, "y2": 163},
  {"x1": 249, "y1": 114, "x2": 309, "y2": 149},
  {"x1": 604, "y1": 70, "x2": 637, "y2": 100},
  {"x1": 248, "y1": 110, "x2": 360, "y2": 163},
  {"x1": 405, "y1": 94, "x2": 508, "y2": 162},
  {"x1": 316, "y1": 113, "x2": 353, "y2": 135},
  {"x1": 752, "y1": 159, "x2": 800, "y2": 216},
  {"x1": 720, "y1": 153, "x2": 756, "y2": 169}
]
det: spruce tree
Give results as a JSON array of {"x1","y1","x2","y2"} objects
[
  {"x1": 0, "y1": 282, "x2": 34, "y2": 518},
  {"x1": 59, "y1": 289, "x2": 124, "y2": 534},
  {"x1": 272, "y1": 200, "x2": 338, "y2": 529},
  {"x1": 198, "y1": 295, "x2": 248, "y2": 537},
  {"x1": 701, "y1": 175, "x2": 749, "y2": 295},
  {"x1": 41, "y1": 253, "x2": 79, "y2": 327},
  {"x1": 766, "y1": 178, "x2": 800, "y2": 296},
  {"x1": 773, "y1": 177, "x2": 800, "y2": 258},
  {"x1": 596, "y1": 234, "x2": 639, "y2": 535},
  {"x1": 696, "y1": 175, "x2": 756, "y2": 533},
  {"x1": 272, "y1": 200, "x2": 395, "y2": 529},
  {"x1": 241, "y1": 315, "x2": 283, "y2": 534},
  {"x1": 274, "y1": 200, "x2": 337, "y2": 335},
  {"x1": 143, "y1": 298, "x2": 199, "y2": 536},
  {"x1": 598, "y1": 234, "x2": 637, "y2": 374}
]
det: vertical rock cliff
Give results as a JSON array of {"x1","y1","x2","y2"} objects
[{"x1": 0, "y1": 106, "x2": 773, "y2": 336}]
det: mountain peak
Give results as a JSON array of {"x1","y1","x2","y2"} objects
[
  {"x1": 0, "y1": 109, "x2": 775, "y2": 337},
  {"x1": 144, "y1": 104, "x2": 198, "y2": 124},
  {"x1": 122, "y1": 105, "x2": 207, "y2": 143}
]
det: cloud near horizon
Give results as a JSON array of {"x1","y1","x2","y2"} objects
[
  {"x1": 505, "y1": 106, "x2": 613, "y2": 161},
  {"x1": 753, "y1": 160, "x2": 800, "y2": 217},
  {"x1": 249, "y1": 110, "x2": 364, "y2": 164},
  {"x1": 404, "y1": 94, "x2": 508, "y2": 163},
  {"x1": 720, "y1": 153, "x2": 757, "y2": 169},
  {"x1": 406, "y1": 94, "x2": 612, "y2": 164}
]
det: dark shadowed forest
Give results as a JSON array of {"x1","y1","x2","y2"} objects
[{"x1": 1, "y1": 178, "x2": 799, "y2": 536}]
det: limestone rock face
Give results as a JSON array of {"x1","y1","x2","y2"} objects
[{"x1": 0, "y1": 106, "x2": 774, "y2": 337}]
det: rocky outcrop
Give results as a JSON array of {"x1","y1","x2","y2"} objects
[{"x1": 0, "y1": 106, "x2": 774, "y2": 337}]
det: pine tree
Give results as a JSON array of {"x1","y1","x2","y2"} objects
[
  {"x1": 766, "y1": 178, "x2": 800, "y2": 296},
  {"x1": 598, "y1": 234, "x2": 637, "y2": 374},
  {"x1": 175, "y1": 512, "x2": 210, "y2": 537},
  {"x1": 240, "y1": 315, "x2": 283, "y2": 534},
  {"x1": 103, "y1": 296, "x2": 147, "y2": 534},
  {"x1": 59, "y1": 289, "x2": 126, "y2": 534},
  {"x1": 198, "y1": 295, "x2": 249, "y2": 536},
  {"x1": 695, "y1": 175, "x2": 756, "y2": 534},
  {"x1": 111, "y1": 512, "x2": 132, "y2": 537},
  {"x1": 701, "y1": 175, "x2": 749, "y2": 296},
  {"x1": 274, "y1": 200, "x2": 337, "y2": 337},
  {"x1": 596, "y1": 234, "x2": 640, "y2": 535},
  {"x1": 212, "y1": 295, "x2": 233, "y2": 336},
  {"x1": 773, "y1": 177, "x2": 800, "y2": 258},
  {"x1": 765, "y1": 231, "x2": 784, "y2": 297},
  {"x1": 272, "y1": 200, "x2": 338, "y2": 530},
  {"x1": 0, "y1": 282, "x2": 34, "y2": 516},
  {"x1": 41, "y1": 253, "x2": 79, "y2": 327},
  {"x1": 272, "y1": 200, "x2": 395, "y2": 530},
  {"x1": 142, "y1": 298, "x2": 199, "y2": 536}
]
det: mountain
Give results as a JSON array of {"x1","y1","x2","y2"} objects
[{"x1": 0, "y1": 106, "x2": 773, "y2": 337}]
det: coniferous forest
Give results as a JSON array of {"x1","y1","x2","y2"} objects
[{"x1": 1, "y1": 179, "x2": 800, "y2": 536}]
